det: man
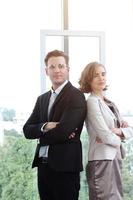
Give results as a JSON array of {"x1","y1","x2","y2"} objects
[{"x1": 23, "y1": 49, "x2": 87, "y2": 200}]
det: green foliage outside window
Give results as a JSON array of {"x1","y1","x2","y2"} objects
[
  {"x1": 0, "y1": 130, "x2": 133, "y2": 200},
  {"x1": 0, "y1": 133, "x2": 39, "y2": 200}
]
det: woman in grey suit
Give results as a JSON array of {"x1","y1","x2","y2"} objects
[{"x1": 79, "y1": 62, "x2": 133, "y2": 200}]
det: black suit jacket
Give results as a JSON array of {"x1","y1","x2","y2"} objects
[{"x1": 23, "y1": 82, "x2": 87, "y2": 172}]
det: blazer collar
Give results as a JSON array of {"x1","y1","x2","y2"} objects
[
  {"x1": 53, "y1": 81, "x2": 72, "y2": 104},
  {"x1": 90, "y1": 92, "x2": 104, "y2": 100},
  {"x1": 52, "y1": 80, "x2": 68, "y2": 95},
  {"x1": 90, "y1": 92, "x2": 118, "y2": 121},
  {"x1": 48, "y1": 81, "x2": 72, "y2": 121}
]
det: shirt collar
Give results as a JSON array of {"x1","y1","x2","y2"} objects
[{"x1": 51, "y1": 80, "x2": 68, "y2": 95}]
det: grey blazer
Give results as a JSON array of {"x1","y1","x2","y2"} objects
[{"x1": 85, "y1": 93, "x2": 133, "y2": 161}]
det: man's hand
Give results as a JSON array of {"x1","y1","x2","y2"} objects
[
  {"x1": 69, "y1": 132, "x2": 76, "y2": 139},
  {"x1": 68, "y1": 128, "x2": 78, "y2": 139},
  {"x1": 45, "y1": 122, "x2": 59, "y2": 131}
]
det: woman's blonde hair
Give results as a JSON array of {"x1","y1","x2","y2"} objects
[{"x1": 79, "y1": 62, "x2": 107, "y2": 93}]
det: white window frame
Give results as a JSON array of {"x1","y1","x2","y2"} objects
[{"x1": 40, "y1": 30, "x2": 105, "y2": 93}]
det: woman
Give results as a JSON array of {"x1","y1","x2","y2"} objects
[{"x1": 79, "y1": 62, "x2": 133, "y2": 200}]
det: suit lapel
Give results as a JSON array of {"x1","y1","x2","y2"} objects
[
  {"x1": 42, "y1": 91, "x2": 51, "y2": 121},
  {"x1": 48, "y1": 82, "x2": 72, "y2": 121}
]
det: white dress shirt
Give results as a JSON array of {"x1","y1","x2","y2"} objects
[{"x1": 39, "y1": 80, "x2": 68, "y2": 158}]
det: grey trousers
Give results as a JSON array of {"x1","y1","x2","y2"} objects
[{"x1": 86, "y1": 158, "x2": 123, "y2": 200}]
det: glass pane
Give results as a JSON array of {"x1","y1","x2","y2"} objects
[
  {"x1": 69, "y1": 36, "x2": 100, "y2": 87},
  {"x1": 45, "y1": 36, "x2": 63, "y2": 52},
  {"x1": 43, "y1": 0, "x2": 62, "y2": 29},
  {"x1": 43, "y1": 35, "x2": 100, "y2": 88},
  {"x1": 44, "y1": 36, "x2": 64, "y2": 90}
]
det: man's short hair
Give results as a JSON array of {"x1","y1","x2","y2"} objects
[{"x1": 44, "y1": 50, "x2": 69, "y2": 66}]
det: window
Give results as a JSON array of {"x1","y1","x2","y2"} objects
[
  {"x1": 0, "y1": 0, "x2": 133, "y2": 199},
  {"x1": 40, "y1": 30, "x2": 105, "y2": 90}
]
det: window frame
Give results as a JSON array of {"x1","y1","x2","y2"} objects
[{"x1": 40, "y1": 30, "x2": 105, "y2": 93}]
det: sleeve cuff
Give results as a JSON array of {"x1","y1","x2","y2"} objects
[{"x1": 41, "y1": 122, "x2": 48, "y2": 132}]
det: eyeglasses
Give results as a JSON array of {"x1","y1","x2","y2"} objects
[{"x1": 47, "y1": 64, "x2": 68, "y2": 70}]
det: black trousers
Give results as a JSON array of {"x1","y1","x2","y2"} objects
[{"x1": 37, "y1": 163, "x2": 80, "y2": 200}]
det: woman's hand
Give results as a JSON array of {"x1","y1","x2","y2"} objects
[
  {"x1": 96, "y1": 136, "x2": 102, "y2": 143},
  {"x1": 121, "y1": 120, "x2": 129, "y2": 128},
  {"x1": 111, "y1": 128, "x2": 122, "y2": 137},
  {"x1": 111, "y1": 127, "x2": 125, "y2": 141}
]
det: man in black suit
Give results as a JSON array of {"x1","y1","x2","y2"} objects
[{"x1": 23, "y1": 50, "x2": 87, "y2": 200}]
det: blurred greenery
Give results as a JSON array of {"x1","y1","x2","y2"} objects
[
  {"x1": 0, "y1": 129, "x2": 133, "y2": 200},
  {"x1": 0, "y1": 133, "x2": 39, "y2": 200},
  {"x1": 0, "y1": 108, "x2": 16, "y2": 121}
]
